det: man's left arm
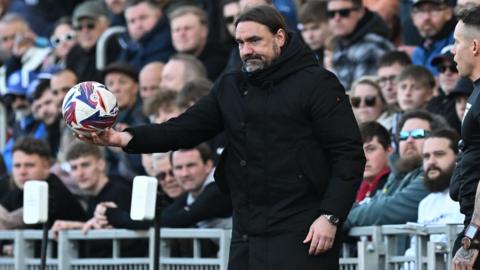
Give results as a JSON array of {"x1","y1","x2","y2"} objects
[{"x1": 304, "y1": 71, "x2": 366, "y2": 254}]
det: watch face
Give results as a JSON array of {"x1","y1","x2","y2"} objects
[{"x1": 466, "y1": 224, "x2": 479, "y2": 239}]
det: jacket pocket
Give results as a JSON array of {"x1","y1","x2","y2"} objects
[{"x1": 296, "y1": 141, "x2": 331, "y2": 197}]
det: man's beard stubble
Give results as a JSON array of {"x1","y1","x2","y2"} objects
[
  {"x1": 241, "y1": 42, "x2": 281, "y2": 73},
  {"x1": 423, "y1": 163, "x2": 454, "y2": 193},
  {"x1": 395, "y1": 154, "x2": 423, "y2": 175}
]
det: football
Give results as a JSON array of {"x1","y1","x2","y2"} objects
[{"x1": 62, "y1": 81, "x2": 119, "y2": 137}]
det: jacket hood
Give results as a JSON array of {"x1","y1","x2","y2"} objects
[
  {"x1": 340, "y1": 9, "x2": 389, "y2": 46},
  {"x1": 243, "y1": 31, "x2": 318, "y2": 84}
]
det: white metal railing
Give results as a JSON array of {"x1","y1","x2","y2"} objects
[{"x1": 0, "y1": 225, "x2": 465, "y2": 270}]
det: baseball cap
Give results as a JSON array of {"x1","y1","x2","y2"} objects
[
  {"x1": 102, "y1": 62, "x2": 139, "y2": 82},
  {"x1": 4, "y1": 70, "x2": 38, "y2": 97},
  {"x1": 431, "y1": 45, "x2": 454, "y2": 66},
  {"x1": 72, "y1": 1, "x2": 109, "y2": 23},
  {"x1": 411, "y1": 0, "x2": 453, "y2": 7}
]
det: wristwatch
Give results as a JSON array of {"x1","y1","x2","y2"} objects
[
  {"x1": 462, "y1": 223, "x2": 480, "y2": 250},
  {"x1": 321, "y1": 214, "x2": 340, "y2": 226}
]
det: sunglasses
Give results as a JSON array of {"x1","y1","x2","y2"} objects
[
  {"x1": 156, "y1": 170, "x2": 174, "y2": 181},
  {"x1": 350, "y1": 96, "x2": 377, "y2": 108},
  {"x1": 224, "y1": 16, "x2": 235, "y2": 25},
  {"x1": 327, "y1": 7, "x2": 358, "y2": 19},
  {"x1": 399, "y1": 129, "x2": 430, "y2": 141},
  {"x1": 438, "y1": 64, "x2": 457, "y2": 73},
  {"x1": 74, "y1": 22, "x2": 96, "y2": 31},
  {"x1": 50, "y1": 31, "x2": 76, "y2": 47}
]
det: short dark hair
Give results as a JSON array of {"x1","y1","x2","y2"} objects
[
  {"x1": 457, "y1": 4, "x2": 480, "y2": 28},
  {"x1": 66, "y1": 141, "x2": 103, "y2": 161},
  {"x1": 377, "y1": 51, "x2": 412, "y2": 69},
  {"x1": 298, "y1": 1, "x2": 327, "y2": 24},
  {"x1": 396, "y1": 109, "x2": 448, "y2": 142},
  {"x1": 176, "y1": 78, "x2": 213, "y2": 109},
  {"x1": 359, "y1": 121, "x2": 391, "y2": 149},
  {"x1": 13, "y1": 137, "x2": 52, "y2": 160},
  {"x1": 32, "y1": 79, "x2": 51, "y2": 100},
  {"x1": 235, "y1": 5, "x2": 287, "y2": 34},
  {"x1": 396, "y1": 65, "x2": 436, "y2": 89},
  {"x1": 171, "y1": 143, "x2": 212, "y2": 165},
  {"x1": 427, "y1": 129, "x2": 460, "y2": 154}
]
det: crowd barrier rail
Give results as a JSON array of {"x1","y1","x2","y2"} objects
[{"x1": 0, "y1": 224, "x2": 464, "y2": 270}]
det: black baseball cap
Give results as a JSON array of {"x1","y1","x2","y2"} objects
[{"x1": 102, "y1": 62, "x2": 139, "y2": 82}]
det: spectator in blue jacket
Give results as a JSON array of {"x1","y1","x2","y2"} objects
[
  {"x1": 410, "y1": 0, "x2": 456, "y2": 75},
  {"x1": 117, "y1": 0, "x2": 175, "y2": 71}
]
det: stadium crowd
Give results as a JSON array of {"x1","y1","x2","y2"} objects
[{"x1": 0, "y1": 0, "x2": 477, "y2": 259}]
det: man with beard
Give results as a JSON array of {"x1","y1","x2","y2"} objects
[
  {"x1": 344, "y1": 109, "x2": 446, "y2": 230},
  {"x1": 403, "y1": 129, "x2": 464, "y2": 260},
  {"x1": 410, "y1": 0, "x2": 456, "y2": 75},
  {"x1": 77, "y1": 5, "x2": 365, "y2": 270},
  {"x1": 418, "y1": 129, "x2": 464, "y2": 227}
]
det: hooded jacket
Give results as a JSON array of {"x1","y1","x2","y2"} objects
[
  {"x1": 124, "y1": 32, "x2": 365, "y2": 269},
  {"x1": 333, "y1": 9, "x2": 394, "y2": 90}
]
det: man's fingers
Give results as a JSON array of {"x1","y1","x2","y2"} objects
[
  {"x1": 303, "y1": 229, "x2": 313, "y2": 243},
  {"x1": 308, "y1": 232, "x2": 319, "y2": 255}
]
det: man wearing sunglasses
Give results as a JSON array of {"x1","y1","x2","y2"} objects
[
  {"x1": 426, "y1": 45, "x2": 462, "y2": 133},
  {"x1": 327, "y1": 0, "x2": 394, "y2": 90},
  {"x1": 345, "y1": 110, "x2": 446, "y2": 230},
  {"x1": 450, "y1": 6, "x2": 480, "y2": 269},
  {"x1": 410, "y1": 0, "x2": 456, "y2": 76},
  {"x1": 66, "y1": 1, "x2": 118, "y2": 82}
]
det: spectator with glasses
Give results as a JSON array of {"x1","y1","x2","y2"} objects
[
  {"x1": 410, "y1": 0, "x2": 456, "y2": 75},
  {"x1": 41, "y1": 18, "x2": 77, "y2": 71},
  {"x1": 66, "y1": 0, "x2": 119, "y2": 82},
  {"x1": 426, "y1": 45, "x2": 462, "y2": 133},
  {"x1": 327, "y1": 0, "x2": 394, "y2": 90},
  {"x1": 344, "y1": 109, "x2": 447, "y2": 230},
  {"x1": 349, "y1": 76, "x2": 393, "y2": 130},
  {"x1": 376, "y1": 51, "x2": 412, "y2": 108}
]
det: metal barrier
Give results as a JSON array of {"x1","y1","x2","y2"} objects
[
  {"x1": 339, "y1": 224, "x2": 464, "y2": 270},
  {"x1": 96, "y1": 26, "x2": 126, "y2": 71},
  {"x1": 0, "y1": 228, "x2": 231, "y2": 270},
  {"x1": 0, "y1": 225, "x2": 464, "y2": 270}
]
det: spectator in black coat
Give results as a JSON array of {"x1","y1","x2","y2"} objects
[
  {"x1": 169, "y1": 5, "x2": 229, "y2": 81},
  {"x1": 0, "y1": 137, "x2": 87, "y2": 230}
]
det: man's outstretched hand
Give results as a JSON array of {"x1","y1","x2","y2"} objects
[{"x1": 75, "y1": 127, "x2": 132, "y2": 148}]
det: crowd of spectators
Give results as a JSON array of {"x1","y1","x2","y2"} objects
[{"x1": 0, "y1": 0, "x2": 477, "y2": 258}]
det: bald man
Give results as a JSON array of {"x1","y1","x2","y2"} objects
[{"x1": 139, "y1": 61, "x2": 164, "y2": 101}]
